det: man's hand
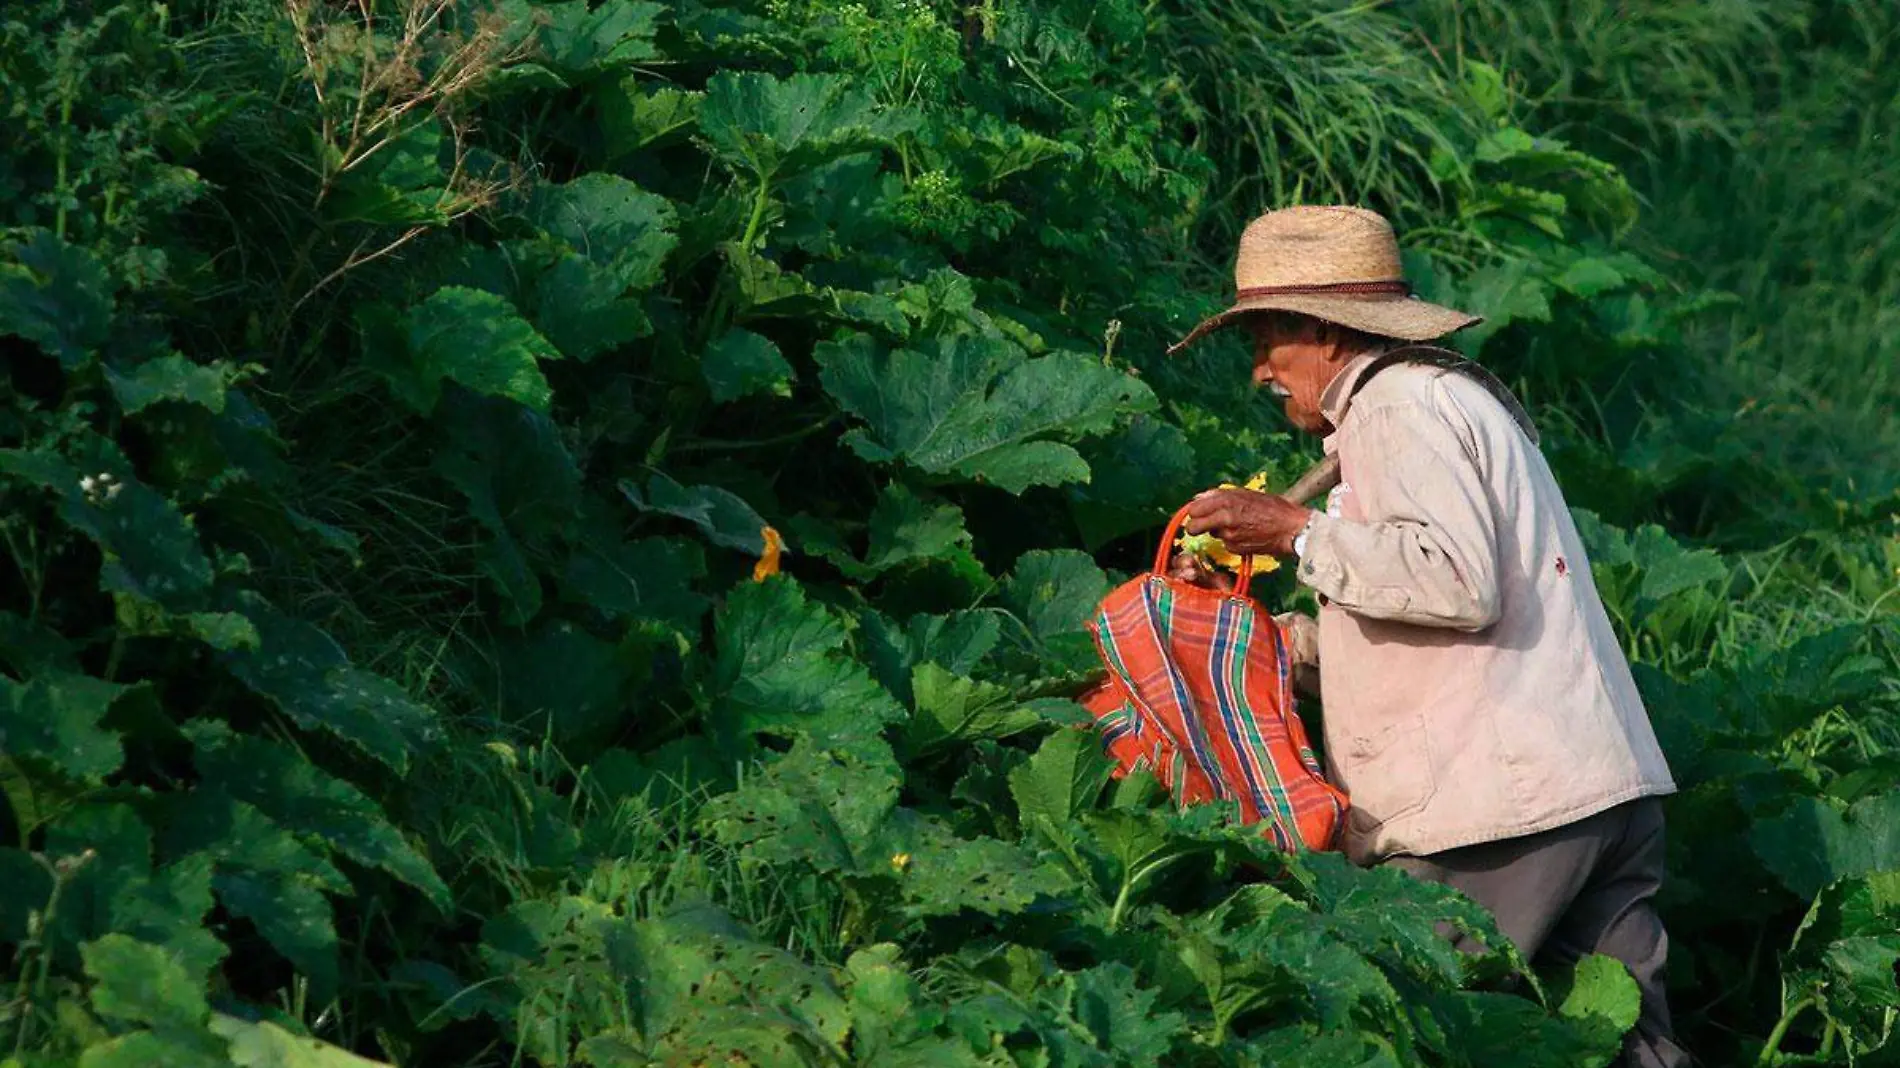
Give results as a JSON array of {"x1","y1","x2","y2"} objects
[
  {"x1": 1275, "y1": 611, "x2": 1318, "y2": 667},
  {"x1": 1275, "y1": 611, "x2": 1321, "y2": 699},
  {"x1": 1182, "y1": 488, "x2": 1314, "y2": 558},
  {"x1": 1166, "y1": 552, "x2": 1235, "y2": 591}
]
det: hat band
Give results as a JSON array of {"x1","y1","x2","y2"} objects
[{"x1": 1236, "y1": 280, "x2": 1411, "y2": 300}]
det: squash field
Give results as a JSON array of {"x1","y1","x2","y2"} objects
[{"x1": 2, "y1": 1, "x2": 1897, "y2": 1065}]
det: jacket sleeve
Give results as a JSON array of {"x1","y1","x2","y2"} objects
[{"x1": 1294, "y1": 381, "x2": 1502, "y2": 630}]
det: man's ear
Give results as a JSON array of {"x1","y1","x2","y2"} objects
[{"x1": 1314, "y1": 319, "x2": 1349, "y2": 359}]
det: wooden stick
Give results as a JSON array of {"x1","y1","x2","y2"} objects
[{"x1": 1278, "y1": 454, "x2": 1341, "y2": 504}]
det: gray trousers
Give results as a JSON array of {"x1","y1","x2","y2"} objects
[{"x1": 1384, "y1": 798, "x2": 1690, "y2": 1068}]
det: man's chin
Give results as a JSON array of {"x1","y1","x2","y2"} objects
[{"x1": 1285, "y1": 401, "x2": 1327, "y2": 435}]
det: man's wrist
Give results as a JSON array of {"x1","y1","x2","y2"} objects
[{"x1": 1290, "y1": 509, "x2": 1319, "y2": 557}]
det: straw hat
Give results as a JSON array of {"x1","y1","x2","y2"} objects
[{"x1": 1167, "y1": 205, "x2": 1480, "y2": 355}]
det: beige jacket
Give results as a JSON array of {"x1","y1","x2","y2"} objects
[{"x1": 1295, "y1": 354, "x2": 1676, "y2": 864}]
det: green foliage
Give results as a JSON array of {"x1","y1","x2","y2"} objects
[
  {"x1": 817, "y1": 332, "x2": 1155, "y2": 493},
  {"x1": 0, "y1": 0, "x2": 1893, "y2": 1065}
]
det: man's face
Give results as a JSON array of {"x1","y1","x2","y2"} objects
[{"x1": 1248, "y1": 314, "x2": 1344, "y2": 435}]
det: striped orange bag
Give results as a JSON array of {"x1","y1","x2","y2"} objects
[{"x1": 1080, "y1": 505, "x2": 1347, "y2": 852}]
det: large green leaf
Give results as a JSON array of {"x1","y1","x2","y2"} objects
[
  {"x1": 325, "y1": 123, "x2": 465, "y2": 228},
  {"x1": 0, "y1": 229, "x2": 113, "y2": 368},
  {"x1": 370, "y1": 287, "x2": 561, "y2": 414},
  {"x1": 1000, "y1": 549, "x2": 1112, "y2": 674},
  {"x1": 900, "y1": 664, "x2": 1049, "y2": 756},
  {"x1": 476, "y1": 895, "x2": 626, "y2": 1064},
  {"x1": 105, "y1": 353, "x2": 236, "y2": 415},
  {"x1": 629, "y1": 904, "x2": 853, "y2": 1061},
  {"x1": 701, "y1": 328, "x2": 793, "y2": 403},
  {"x1": 884, "y1": 811, "x2": 1074, "y2": 918},
  {"x1": 24, "y1": 804, "x2": 226, "y2": 980},
  {"x1": 164, "y1": 791, "x2": 347, "y2": 993},
  {"x1": 599, "y1": 84, "x2": 701, "y2": 159},
  {"x1": 622, "y1": 472, "x2": 773, "y2": 555},
  {"x1": 1555, "y1": 954, "x2": 1643, "y2": 1055},
  {"x1": 516, "y1": 176, "x2": 674, "y2": 361},
  {"x1": 861, "y1": 484, "x2": 972, "y2": 573},
  {"x1": 842, "y1": 944, "x2": 985, "y2": 1065},
  {"x1": 210, "y1": 1015, "x2": 396, "y2": 1067},
  {"x1": 809, "y1": 484, "x2": 975, "y2": 581},
  {"x1": 1454, "y1": 259, "x2": 1552, "y2": 355},
  {"x1": 434, "y1": 391, "x2": 583, "y2": 624},
  {"x1": 703, "y1": 739, "x2": 1071, "y2": 919},
  {"x1": 700, "y1": 740, "x2": 901, "y2": 874},
  {"x1": 1072, "y1": 415, "x2": 1196, "y2": 510},
  {"x1": 1067, "y1": 962, "x2": 1185, "y2": 1063},
  {"x1": 1078, "y1": 805, "x2": 1247, "y2": 920},
  {"x1": 1009, "y1": 727, "x2": 1114, "y2": 842},
  {"x1": 219, "y1": 595, "x2": 438, "y2": 773},
  {"x1": 185, "y1": 722, "x2": 450, "y2": 909},
  {"x1": 699, "y1": 71, "x2": 917, "y2": 183},
  {"x1": 528, "y1": 173, "x2": 676, "y2": 289},
  {"x1": 561, "y1": 533, "x2": 707, "y2": 633},
  {"x1": 1822, "y1": 936, "x2": 1900, "y2": 1021},
  {"x1": 710, "y1": 576, "x2": 903, "y2": 747},
  {"x1": 532, "y1": 248, "x2": 654, "y2": 360},
  {"x1": 0, "y1": 444, "x2": 213, "y2": 610},
  {"x1": 0, "y1": 670, "x2": 126, "y2": 783},
  {"x1": 1753, "y1": 792, "x2": 1900, "y2": 899},
  {"x1": 103, "y1": 854, "x2": 227, "y2": 983},
  {"x1": 78, "y1": 1030, "x2": 227, "y2": 1068},
  {"x1": 1794, "y1": 872, "x2": 1900, "y2": 954},
  {"x1": 817, "y1": 334, "x2": 1154, "y2": 493},
  {"x1": 715, "y1": 244, "x2": 907, "y2": 331},
  {"x1": 1246, "y1": 1028, "x2": 1403, "y2": 1068},
  {"x1": 1629, "y1": 524, "x2": 1728, "y2": 604},
  {"x1": 859, "y1": 609, "x2": 1002, "y2": 706},
  {"x1": 214, "y1": 869, "x2": 339, "y2": 996},
  {"x1": 1558, "y1": 955, "x2": 1642, "y2": 1034},
  {"x1": 1426, "y1": 988, "x2": 1622, "y2": 1068},
  {"x1": 1297, "y1": 852, "x2": 1520, "y2": 986},
  {"x1": 1159, "y1": 884, "x2": 1402, "y2": 1043},
  {"x1": 499, "y1": 0, "x2": 664, "y2": 84},
  {"x1": 778, "y1": 154, "x2": 900, "y2": 260},
  {"x1": 83, "y1": 934, "x2": 210, "y2": 1032},
  {"x1": 1002, "y1": 550, "x2": 1111, "y2": 642}
]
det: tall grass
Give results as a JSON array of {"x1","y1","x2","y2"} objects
[
  {"x1": 1151, "y1": 0, "x2": 1489, "y2": 255},
  {"x1": 1416, "y1": 0, "x2": 1900, "y2": 509}
]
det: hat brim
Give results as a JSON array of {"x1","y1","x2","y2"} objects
[{"x1": 1166, "y1": 292, "x2": 1482, "y2": 356}]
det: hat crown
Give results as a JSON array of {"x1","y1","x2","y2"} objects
[{"x1": 1233, "y1": 205, "x2": 1403, "y2": 292}]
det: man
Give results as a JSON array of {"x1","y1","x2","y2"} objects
[{"x1": 1166, "y1": 205, "x2": 1687, "y2": 1068}]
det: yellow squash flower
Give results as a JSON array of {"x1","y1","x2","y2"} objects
[
  {"x1": 752, "y1": 526, "x2": 784, "y2": 582},
  {"x1": 1175, "y1": 472, "x2": 1281, "y2": 576}
]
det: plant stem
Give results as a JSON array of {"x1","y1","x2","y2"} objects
[
  {"x1": 54, "y1": 62, "x2": 77, "y2": 241},
  {"x1": 1106, "y1": 875, "x2": 1136, "y2": 933},
  {"x1": 1758, "y1": 995, "x2": 1818, "y2": 1066},
  {"x1": 741, "y1": 177, "x2": 773, "y2": 250}
]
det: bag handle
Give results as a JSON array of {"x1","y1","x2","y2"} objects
[{"x1": 1153, "y1": 505, "x2": 1255, "y2": 600}]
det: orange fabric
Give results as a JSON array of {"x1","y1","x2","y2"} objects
[{"x1": 1080, "y1": 507, "x2": 1348, "y2": 852}]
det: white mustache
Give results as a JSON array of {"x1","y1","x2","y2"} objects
[{"x1": 1266, "y1": 382, "x2": 1292, "y2": 398}]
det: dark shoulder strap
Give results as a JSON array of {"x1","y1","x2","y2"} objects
[{"x1": 1347, "y1": 344, "x2": 1540, "y2": 445}]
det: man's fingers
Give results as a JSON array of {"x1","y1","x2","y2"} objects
[{"x1": 1181, "y1": 507, "x2": 1230, "y2": 535}]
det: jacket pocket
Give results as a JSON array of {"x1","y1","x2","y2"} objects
[{"x1": 1343, "y1": 713, "x2": 1437, "y2": 835}]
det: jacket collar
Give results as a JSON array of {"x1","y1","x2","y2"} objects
[{"x1": 1319, "y1": 350, "x2": 1383, "y2": 438}]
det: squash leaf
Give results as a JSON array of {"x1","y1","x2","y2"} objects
[
  {"x1": 369, "y1": 287, "x2": 561, "y2": 414},
  {"x1": 710, "y1": 576, "x2": 903, "y2": 748},
  {"x1": 700, "y1": 71, "x2": 917, "y2": 183},
  {"x1": 817, "y1": 334, "x2": 1153, "y2": 493},
  {"x1": 701, "y1": 328, "x2": 793, "y2": 403}
]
